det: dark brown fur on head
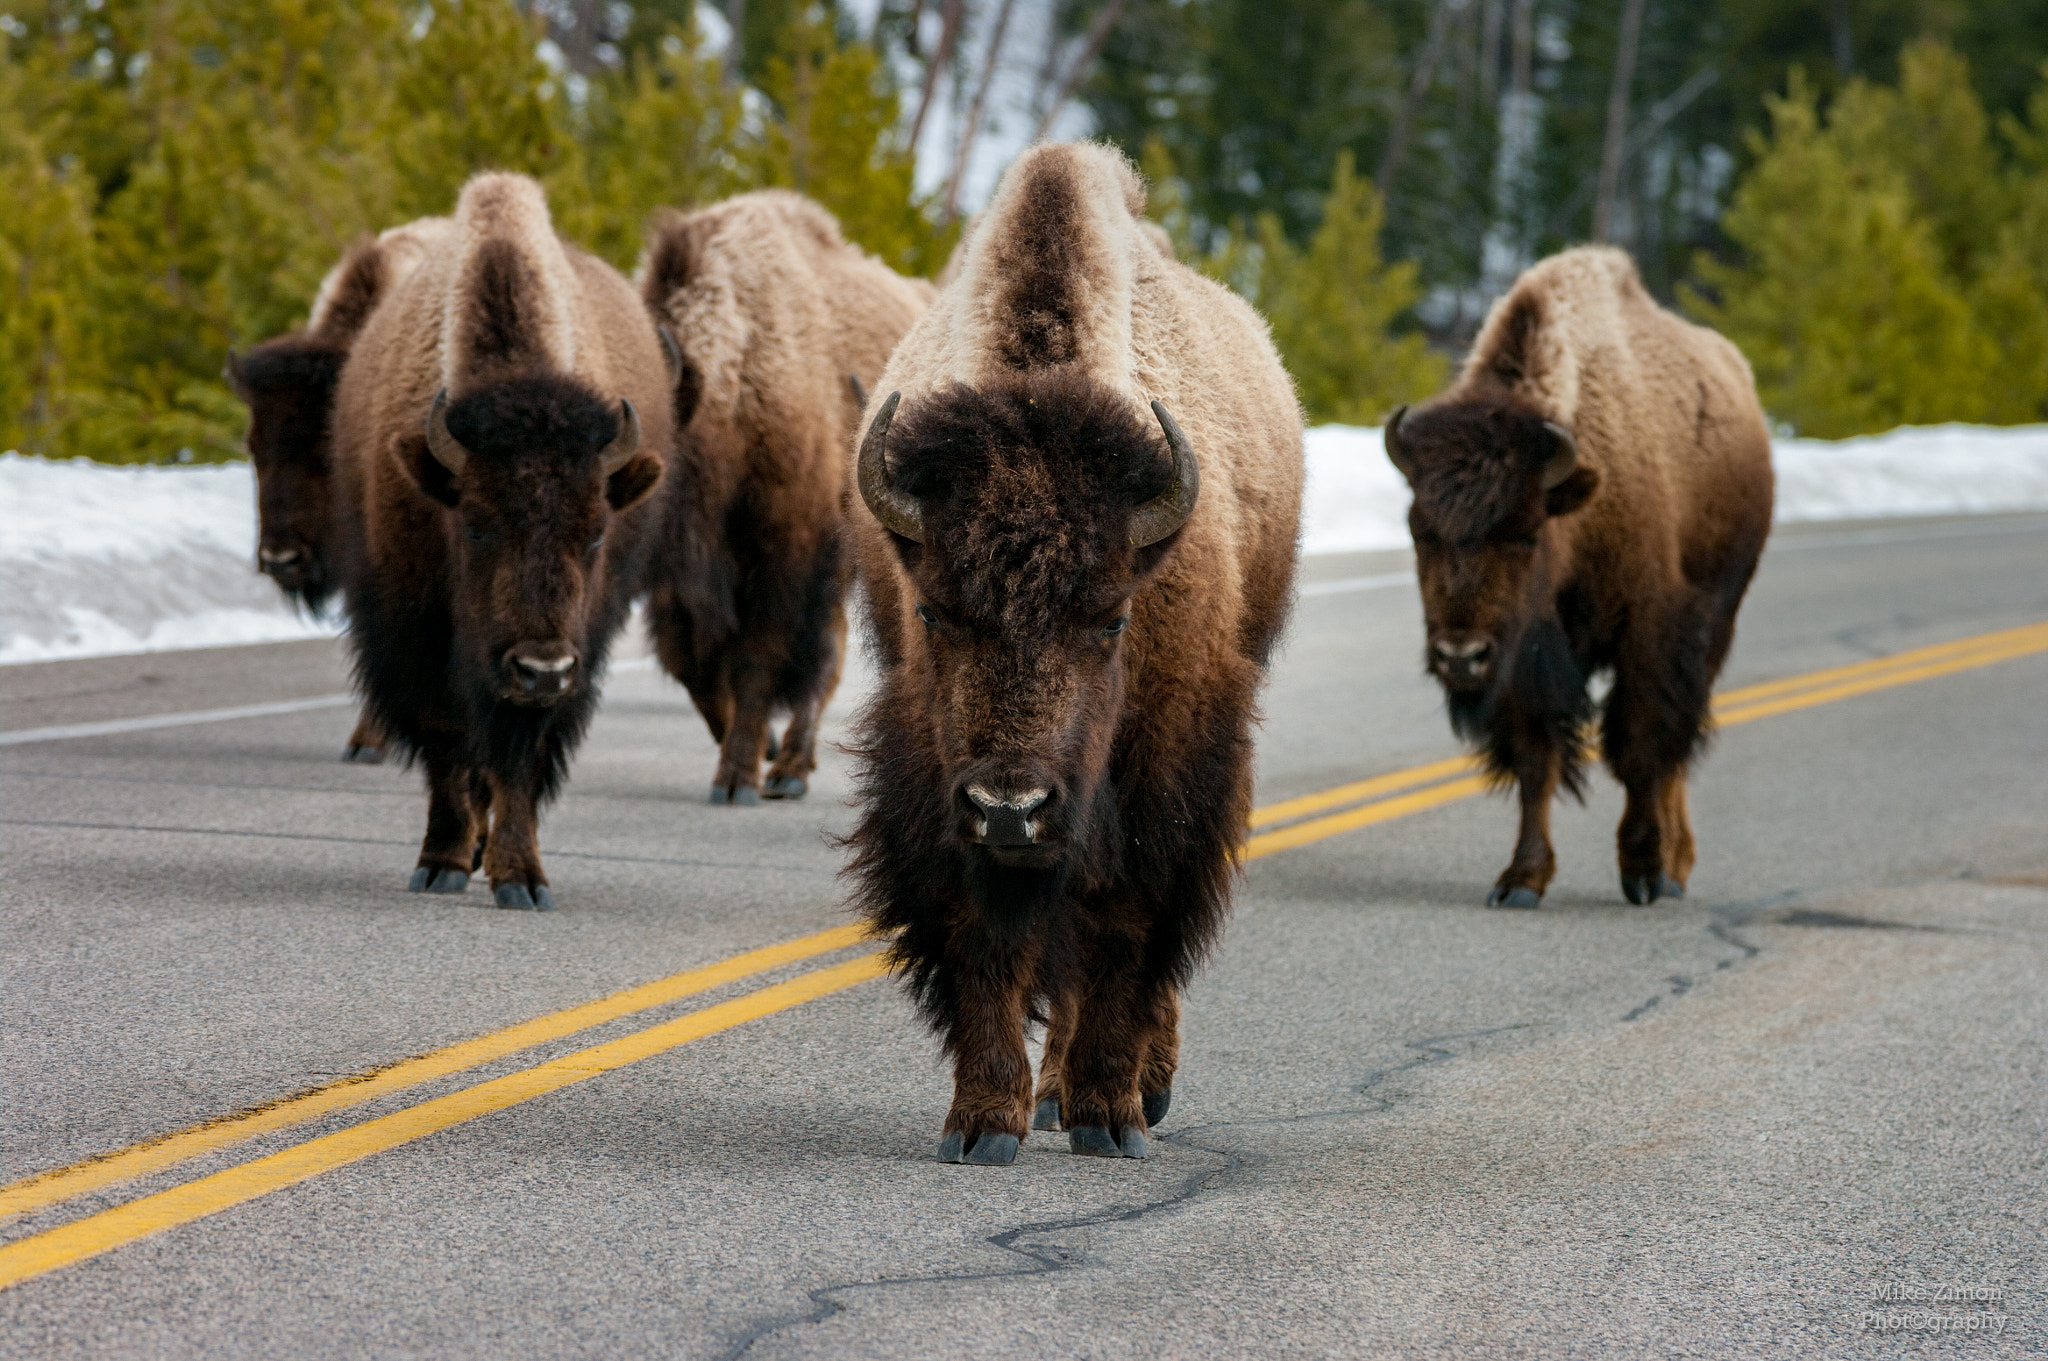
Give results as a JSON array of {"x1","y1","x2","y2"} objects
[
  {"x1": 859, "y1": 368, "x2": 1182, "y2": 903},
  {"x1": 395, "y1": 374, "x2": 661, "y2": 739},
  {"x1": 229, "y1": 337, "x2": 350, "y2": 611},
  {"x1": 1395, "y1": 396, "x2": 1600, "y2": 790}
]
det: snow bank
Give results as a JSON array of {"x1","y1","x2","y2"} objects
[
  {"x1": 5, "y1": 423, "x2": 2047, "y2": 664},
  {"x1": 1302, "y1": 421, "x2": 2048, "y2": 556},
  {"x1": 0, "y1": 454, "x2": 337, "y2": 665}
]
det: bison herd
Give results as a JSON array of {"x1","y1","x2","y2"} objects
[{"x1": 228, "y1": 142, "x2": 1772, "y2": 1164}]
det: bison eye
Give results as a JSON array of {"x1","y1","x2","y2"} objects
[
  {"x1": 1101, "y1": 616, "x2": 1129, "y2": 639},
  {"x1": 587, "y1": 531, "x2": 605, "y2": 552},
  {"x1": 916, "y1": 604, "x2": 939, "y2": 629},
  {"x1": 465, "y1": 526, "x2": 488, "y2": 544}
]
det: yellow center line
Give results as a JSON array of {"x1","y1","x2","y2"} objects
[
  {"x1": 1243, "y1": 620, "x2": 2048, "y2": 857},
  {"x1": 4, "y1": 618, "x2": 2044, "y2": 1291},
  {"x1": 0, "y1": 954, "x2": 890, "y2": 1291},
  {"x1": 0, "y1": 923, "x2": 873, "y2": 1221}
]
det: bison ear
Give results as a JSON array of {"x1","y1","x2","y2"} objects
[
  {"x1": 1383, "y1": 404, "x2": 1414, "y2": 481},
  {"x1": 606, "y1": 451, "x2": 663, "y2": 511},
  {"x1": 223, "y1": 349, "x2": 252, "y2": 404},
  {"x1": 396, "y1": 433, "x2": 462, "y2": 508}
]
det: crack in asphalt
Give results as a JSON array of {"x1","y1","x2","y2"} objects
[
  {"x1": 724, "y1": 894, "x2": 1794, "y2": 1357},
  {"x1": 715, "y1": 1025, "x2": 1531, "y2": 1360}
]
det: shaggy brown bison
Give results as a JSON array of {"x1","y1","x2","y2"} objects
[
  {"x1": 331, "y1": 174, "x2": 673, "y2": 909},
  {"x1": 1385, "y1": 246, "x2": 1773, "y2": 909},
  {"x1": 638, "y1": 192, "x2": 932, "y2": 803},
  {"x1": 227, "y1": 218, "x2": 449, "y2": 762},
  {"x1": 846, "y1": 144, "x2": 1303, "y2": 1165}
]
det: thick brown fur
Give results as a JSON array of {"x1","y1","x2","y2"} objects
[
  {"x1": 229, "y1": 218, "x2": 451, "y2": 760},
  {"x1": 845, "y1": 143, "x2": 1303, "y2": 1161},
  {"x1": 330, "y1": 175, "x2": 674, "y2": 907},
  {"x1": 637, "y1": 191, "x2": 933, "y2": 802},
  {"x1": 1391, "y1": 246, "x2": 1773, "y2": 908}
]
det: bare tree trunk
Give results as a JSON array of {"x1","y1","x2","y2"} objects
[
  {"x1": 945, "y1": 0, "x2": 1021, "y2": 218},
  {"x1": 724, "y1": 0, "x2": 746, "y2": 73},
  {"x1": 1592, "y1": 0, "x2": 1647, "y2": 243},
  {"x1": 1377, "y1": 0, "x2": 1460, "y2": 194},
  {"x1": 1830, "y1": 0, "x2": 1854, "y2": 75},
  {"x1": 1480, "y1": 0, "x2": 1503, "y2": 104},
  {"x1": 1029, "y1": 0, "x2": 1127, "y2": 144},
  {"x1": 1511, "y1": 0, "x2": 1532, "y2": 97},
  {"x1": 910, "y1": 0, "x2": 967, "y2": 151}
]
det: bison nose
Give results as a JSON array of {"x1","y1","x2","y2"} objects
[
  {"x1": 1432, "y1": 635, "x2": 1496, "y2": 684},
  {"x1": 964, "y1": 784, "x2": 1052, "y2": 847},
  {"x1": 507, "y1": 646, "x2": 578, "y2": 701}
]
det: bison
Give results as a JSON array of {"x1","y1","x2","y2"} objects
[
  {"x1": 845, "y1": 143, "x2": 1303, "y2": 1165},
  {"x1": 638, "y1": 192, "x2": 932, "y2": 803},
  {"x1": 226, "y1": 218, "x2": 449, "y2": 762},
  {"x1": 331, "y1": 174, "x2": 673, "y2": 909},
  {"x1": 1384, "y1": 246, "x2": 1773, "y2": 909}
]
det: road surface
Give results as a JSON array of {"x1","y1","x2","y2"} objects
[{"x1": 3, "y1": 512, "x2": 2045, "y2": 1358}]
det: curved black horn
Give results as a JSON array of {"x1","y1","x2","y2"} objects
[
  {"x1": 1540, "y1": 420, "x2": 1578, "y2": 488},
  {"x1": 856, "y1": 391, "x2": 924, "y2": 543},
  {"x1": 600, "y1": 397, "x2": 642, "y2": 473},
  {"x1": 657, "y1": 324, "x2": 683, "y2": 387},
  {"x1": 1383, "y1": 404, "x2": 1414, "y2": 480},
  {"x1": 1130, "y1": 401, "x2": 1201, "y2": 548},
  {"x1": 424, "y1": 388, "x2": 468, "y2": 475}
]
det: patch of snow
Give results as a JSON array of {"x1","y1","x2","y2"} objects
[
  {"x1": 4, "y1": 424, "x2": 2046, "y2": 664},
  {"x1": 1302, "y1": 421, "x2": 2048, "y2": 556},
  {"x1": 0, "y1": 453, "x2": 337, "y2": 665}
]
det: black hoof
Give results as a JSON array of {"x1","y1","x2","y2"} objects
[
  {"x1": 493, "y1": 882, "x2": 554, "y2": 911},
  {"x1": 1068, "y1": 1125, "x2": 1122, "y2": 1158},
  {"x1": 709, "y1": 784, "x2": 760, "y2": 806},
  {"x1": 1659, "y1": 875, "x2": 1686, "y2": 900},
  {"x1": 962, "y1": 1132, "x2": 1020, "y2": 1166},
  {"x1": 1487, "y1": 884, "x2": 1541, "y2": 909},
  {"x1": 1623, "y1": 874, "x2": 1665, "y2": 906},
  {"x1": 1032, "y1": 1097, "x2": 1062, "y2": 1131},
  {"x1": 936, "y1": 1130, "x2": 966, "y2": 1163},
  {"x1": 341, "y1": 745, "x2": 385, "y2": 765},
  {"x1": 408, "y1": 867, "x2": 468, "y2": 894},
  {"x1": 762, "y1": 775, "x2": 808, "y2": 800},
  {"x1": 1142, "y1": 1088, "x2": 1171, "y2": 1128},
  {"x1": 1119, "y1": 1125, "x2": 1151, "y2": 1159}
]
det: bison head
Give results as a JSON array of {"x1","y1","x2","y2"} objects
[
  {"x1": 859, "y1": 372, "x2": 1198, "y2": 888},
  {"x1": 399, "y1": 375, "x2": 663, "y2": 708},
  {"x1": 1384, "y1": 400, "x2": 1600, "y2": 701},
  {"x1": 226, "y1": 343, "x2": 349, "y2": 611}
]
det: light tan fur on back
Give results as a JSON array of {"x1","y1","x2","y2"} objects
[{"x1": 307, "y1": 217, "x2": 453, "y2": 343}]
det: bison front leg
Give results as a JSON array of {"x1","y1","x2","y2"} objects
[
  {"x1": 1061, "y1": 970, "x2": 1163, "y2": 1160},
  {"x1": 409, "y1": 741, "x2": 484, "y2": 895},
  {"x1": 764, "y1": 599, "x2": 846, "y2": 801},
  {"x1": 1489, "y1": 744, "x2": 1560, "y2": 909},
  {"x1": 482, "y1": 770, "x2": 553, "y2": 910},
  {"x1": 341, "y1": 709, "x2": 388, "y2": 764},
  {"x1": 1605, "y1": 627, "x2": 1709, "y2": 906},
  {"x1": 937, "y1": 946, "x2": 1036, "y2": 1167},
  {"x1": 708, "y1": 662, "x2": 773, "y2": 806},
  {"x1": 1137, "y1": 986, "x2": 1180, "y2": 1130}
]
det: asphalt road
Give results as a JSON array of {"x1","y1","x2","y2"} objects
[{"x1": 2, "y1": 512, "x2": 2045, "y2": 1359}]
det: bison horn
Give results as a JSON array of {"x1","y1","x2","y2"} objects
[
  {"x1": 857, "y1": 391, "x2": 926, "y2": 543},
  {"x1": 1540, "y1": 420, "x2": 1578, "y2": 488},
  {"x1": 657, "y1": 324, "x2": 683, "y2": 387},
  {"x1": 601, "y1": 397, "x2": 642, "y2": 473},
  {"x1": 424, "y1": 388, "x2": 468, "y2": 475},
  {"x1": 1129, "y1": 401, "x2": 1201, "y2": 548},
  {"x1": 1383, "y1": 404, "x2": 1414, "y2": 480}
]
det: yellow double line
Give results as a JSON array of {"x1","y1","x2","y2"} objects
[
  {"x1": 1246, "y1": 620, "x2": 2048, "y2": 854},
  {"x1": 3, "y1": 619, "x2": 2046, "y2": 1290}
]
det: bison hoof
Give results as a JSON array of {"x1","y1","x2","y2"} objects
[
  {"x1": 1032, "y1": 1098, "x2": 1062, "y2": 1131},
  {"x1": 1622, "y1": 874, "x2": 1677, "y2": 906},
  {"x1": 963, "y1": 1133, "x2": 1019, "y2": 1166},
  {"x1": 1142, "y1": 1088, "x2": 1171, "y2": 1128},
  {"x1": 408, "y1": 866, "x2": 468, "y2": 894},
  {"x1": 1487, "y1": 884, "x2": 1541, "y2": 909},
  {"x1": 1068, "y1": 1124, "x2": 1146, "y2": 1158},
  {"x1": 762, "y1": 775, "x2": 808, "y2": 800},
  {"x1": 708, "y1": 784, "x2": 760, "y2": 806},
  {"x1": 341, "y1": 744, "x2": 385, "y2": 765},
  {"x1": 493, "y1": 882, "x2": 554, "y2": 911}
]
